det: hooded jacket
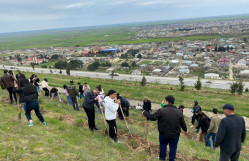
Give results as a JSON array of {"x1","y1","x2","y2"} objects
[
  {"x1": 13, "y1": 78, "x2": 38, "y2": 102},
  {"x1": 104, "y1": 96, "x2": 119, "y2": 120}
]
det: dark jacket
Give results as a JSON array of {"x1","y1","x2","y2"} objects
[
  {"x1": 83, "y1": 90, "x2": 99, "y2": 110},
  {"x1": 79, "y1": 85, "x2": 83, "y2": 93},
  {"x1": 13, "y1": 79, "x2": 38, "y2": 102},
  {"x1": 119, "y1": 97, "x2": 130, "y2": 109},
  {"x1": 34, "y1": 78, "x2": 40, "y2": 86},
  {"x1": 0, "y1": 74, "x2": 16, "y2": 89},
  {"x1": 143, "y1": 100, "x2": 151, "y2": 112},
  {"x1": 196, "y1": 116, "x2": 210, "y2": 133},
  {"x1": 144, "y1": 104, "x2": 187, "y2": 139},
  {"x1": 215, "y1": 115, "x2": 246, "y2": 154},
  {"x1": 67, "y1": 83, "x2": 79, "y2": 98}
]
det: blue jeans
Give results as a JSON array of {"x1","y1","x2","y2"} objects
[
  {"x1": 35, "y1": 85, "x2": 41, "y2": 94},
  {"x1": 66, "y1": 95, "x2": 72, "y2": 105},
  {"x1": 51, "y1": 92, "x2": 61, "y2": 101},
  {"x1": 206, "y1": 133, "x2": 216, "y2": 149},
  {"x1": 159, "y1": 134, "x2": 179, "y2": 161},
  {"x1": 79, "y1": 92, "x2": 84, "y2": 99},
  {"x1": 25, "y1": 100, "x2": 44, "y2": 122}
]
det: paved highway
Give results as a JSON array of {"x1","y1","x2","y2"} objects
[{"x1": 2, "y1": 65, "x2": 249, "y2": 90}]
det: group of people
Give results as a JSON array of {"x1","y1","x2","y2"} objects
[
  {"x1": 142, "y1": 97, "x2": 246, "y2": 161},
  {"x1": 0, "y1": 69, "x2": 247, "y2": 161},
  {"x1": 0, "y1": 70, "x2": 46, "y2": 126}
]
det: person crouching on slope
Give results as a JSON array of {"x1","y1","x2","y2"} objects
[
  {"x1": 104, "y1": 90, "x2": 121, "y2": 142},
  {"x1": 13, "y1": 78, "x2": 46, "y2": 127},
  {"x1": 143, "y1": 95, "x2": 187, "y2": 161}
]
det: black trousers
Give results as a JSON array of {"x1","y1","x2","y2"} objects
[
  {"x1": 106, "y1": 119, "x2": 117, "y2": 141},
  {"x1": 42, "y1": 88, "x2": 49, "y2": 97},
  {"x1": 71, "y1": 97, "x2": 79, "y2": 110},
  {"x1": 7, "y1": 87, "x2": 17, "y2": 103},
  {"x1": 83, "y1": 107, "x2": 96, "y2": 129},
  {"x1": 220, "y1": 150, "x2": 240, "y2": 161},
  {"x1": 118, "y1": 106, "x2": 129, "y2": 119}
]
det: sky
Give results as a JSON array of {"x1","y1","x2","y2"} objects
[{"x1": 0, "y1": 0, "x2": 249, "y2": 33}]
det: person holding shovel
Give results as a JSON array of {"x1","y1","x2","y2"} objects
[
  {"x1": 143, "y1": 95, "x2": 187, "y2": 161},
  {"x1": 83, "y1": 86, "x2": 101, "y2": 131},
  {"x1": 104, "y1": 90, "x2": 121, "y2": 142}
]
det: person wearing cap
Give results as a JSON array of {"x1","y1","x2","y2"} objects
[
  {"x1": 206, "y1": 108, "x2": 221, "y2": 149},
  {"x1": 143, "y1": 95, "x2": 187, "y2": 161},
  {"x1": 215, "y1": 104, "x2": 246, "y2": 161}
]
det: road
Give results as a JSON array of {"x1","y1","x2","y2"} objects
[{"x1": 2, "y1": 65, "x2": 249, "y2": 90}]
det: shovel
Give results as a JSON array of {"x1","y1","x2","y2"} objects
[
  {"x1": 119, "y1": 104, "x2": 132, "y2": 137},
  {"x1": 144, "y1": 117, "x2": 151, "y2": 153},
  {"x1": 98, "y1": 100, "x2": 108, "y2": 136}
]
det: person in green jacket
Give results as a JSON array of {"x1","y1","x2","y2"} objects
[
  {"x1": 67, "y1": 80, "x2": 79, "y2": 111},
  {"x1": 206, "y1": 108, "x2": 221, "y2": 149}
]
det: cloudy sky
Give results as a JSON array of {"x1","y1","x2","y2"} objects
[{"x1": 0, "y1": 0, "x2": 249, "y2": 33}]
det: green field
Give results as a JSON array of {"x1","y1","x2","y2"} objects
[{"x1": 0, "y1": 27, "x2": 221, "y2": 50}]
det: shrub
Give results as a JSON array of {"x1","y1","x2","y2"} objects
[{"x1": 194, "y1": 76, "x2": 202, "y2": 90}]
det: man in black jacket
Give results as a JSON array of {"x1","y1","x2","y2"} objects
[
  {"x1": 215, "y1": 104, "x2": 246, "y2": 161},
  {"x1": 83, "y1": 86, "x2": 101, "y2": 131},
  {"x1": 143, "y1": 95, "x2": 187, "y2": 161}
]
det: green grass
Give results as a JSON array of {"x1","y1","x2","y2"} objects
[
  {"x1": 0, "y1": 25, "x2": 221, "y2": 50},
  {"x1": 139, "y1": 61, "x2": 152, "y2": 65},
  {"x1": 151, "y1": 61, "x2": 164, "y2": 65},
  {"x1": 7, "y1": 70, "x2": 249, "y2": 118},
  {"x1": 0, "y1": 89, "x2": 248, "y2": 160}
]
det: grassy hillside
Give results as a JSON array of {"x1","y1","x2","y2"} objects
[
  {"x1": 10, "y1": 70, "x2": 249, "y2": 117},
  {"x1": 0, "y1": 89, "x2": 248, "y2": 160}
]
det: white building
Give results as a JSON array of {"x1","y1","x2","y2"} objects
[{"x1": 204, "y1": 73, "x2": 220, "y2": 79}]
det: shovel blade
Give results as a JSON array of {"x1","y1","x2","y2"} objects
[{"x1": 18, "y1": 112, "x2": 21, "y2": 122}]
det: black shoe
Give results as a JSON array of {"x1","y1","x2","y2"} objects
[
  {"x1": 93, "y1": 127, "x2": 99, "y2": 130},
  {"x1": 89, "y1": 128, "x2": 94, "y2": 132}
]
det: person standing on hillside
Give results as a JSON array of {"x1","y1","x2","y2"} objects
[
  {"x1": 83, "y1": 82, "x2": 90, "y2": 97},
  {"x1": 78, "y1": 83, "x2": 84, "y2": 99},
  {"x1": 195, "y1": 112, "x2": 210, "y2": 145},
  {"x1": 143, "y1": 96, "x2": 151, "y2": 112},
  {"x1": 83, "y1": 86, "x2": 101, "y2": 131},
  {"x1": 97, "y1": 85, "x2": 105, "y2": 114},
  {"x1": 215, "y1": 104, "x2": 246, "y2": 161},
  {"x1": 33, "y1": 75, "x2": 40, "y2": 94},
  {"x1": 63, "y1": 85, "x2": 72, "y2": 106},
  {"x1": 117, "y1": 93, "x2": 130, "y2": 119},
  {"x1": 191, "y1": 101, "x2": 202, "y2": 132},
  {"x1": 206, "y1": 108, "x2": 221, "y2": 149},
  {"x1": 40, "y1": 78, "x2": 50, "y2": 97},
  {"x1": 68, "y1": 81, "x2": 79, "y2": 111},
  {"x1": 143, "y1": 95, "x2": 187, "y2": 161},
  {"x1": 13, "y1": 78, "x2": 46, "y2": 127},
  {"x1": 104, "y1": 90, "x2": 121, "y2": 142},
  {"x1": 0, "y1": 70, "x2": 17, "y2": 104}
]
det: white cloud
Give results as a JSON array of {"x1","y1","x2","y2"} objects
[
  {"x1": 0, "y1": 14, "x2": 60, "y2": 22},
  {"x1": 64, "y1": 2, "x2": 95, "y2": 9}
]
